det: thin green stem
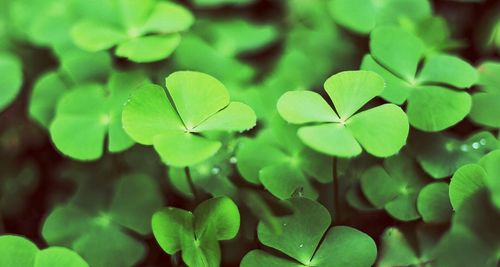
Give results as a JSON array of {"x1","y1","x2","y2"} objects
[
  {"x1": 332, "y1": 157, "x2": 340, "y2": 223},
  {"x1": 185, "y1": 166, "x2": 199, "y2": 201}
]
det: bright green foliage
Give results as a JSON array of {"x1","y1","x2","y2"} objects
[
  {"x1": 449, "y1": 150, "x2": 500, "y2": 210},
  {"x1": 362, "y1": 26, "x2": 478, "y2": 131},
  {"x1": 241, "y1": 198, "x2": 377, "y2": 267},
  {"x1": 42, "y1": 174, "x2": 163, "y2": 267},
  {"x1": 0, "y1": 235, "x2": 88, "y2": 267},
  {"x1": 71, "y1": 0, "x2": 194, "y2": 62},
  {"x1": 409, "y1": 131, "x2": 498, "y2": 179},
  {"x1": 417, "y1": 182, "x2": 453, "y2": 223},
  {"x1": 49, "y1": 71, "x2": 147, "y2": 160},
  {"x1": 0, "y1": 53, "x2": 23, "y2": 112},
  {"x1": 434, "y1": 191, "x2": 500, "y2": 267},
  {"x1": 361, "y1": 153, "x2": 429, "y2": 221},
  {"x1": 152, "y1": 197, "x2": 240, "y2": 267},
  {"x1": 196, "y1": 19, "x2": 278, "y2": 56},
  {"x1": 469, "y1": 61, "x2": 500, "y2": 127},
  {"x1": 277, "y1": 70, "x2": 409, "y2": 158},
  {"x1": 378, "y1": 225, "x2": 443, "y2": 266},
  {"x1": 122, "y1": 71, "x2": 256, "y2": 167},
  {"x1": 236, "y1": 118, "x2": 331, "y2": 199},
  {"x1": 328, "y1": 0, "x2": 431, "y2": 34}
]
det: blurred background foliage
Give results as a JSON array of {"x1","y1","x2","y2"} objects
[{"x1": 1, "y1": 0, "x2": 500, "y2": 266}]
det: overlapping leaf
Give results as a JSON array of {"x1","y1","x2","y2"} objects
[
  {"x1": 122, "y1": 71, "x2": 256, "y2": 167},
  {"x1": 278, "y1": 70, "x2": 408, "y2": 158}
]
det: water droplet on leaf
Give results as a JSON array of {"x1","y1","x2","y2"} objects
[{"x1": 472, "y1": 142, "x2": 480, "y2": 149}]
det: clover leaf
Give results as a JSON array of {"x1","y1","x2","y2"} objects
[
  {"x1": 0, "y1": 235, "x2": 88, "y2": 267},
  {"x1": 361, "y1": 153, "x2": 430, "y2": 221},
  {"x1": 378, "y1": 225, "x2": 444, "y2": 267},
  {"x1": 71, "y1": 0, "x2": 194, "y2": 62},
  {"x1": 277, "y1": 70, "x2": 409, "y2": 158},
  {"x1": 122, "y1": 71, "x2": 256, "y2": 167},
  {"x1": 236, "y1": 117, "x2": 331, "y2": 199},
  {"x1": 42, "y1": 174, "x2": 163, "y2": 267},
  {"x1": 328, "y1": 0, "x2": 431, "y2": 34},
  {"x1": 469, "y1": 61, "x2": 500, "y2": 127},
  {"x1": 152, "y1": 196, "x2": 240, "y2": 267},
  {"x1": 417, "y1": 182, "x2": 453, "y2": 223},
  {"x1": 449, "y1": 150, "x2": 500, "y2": 210},
  {"x1": 240, "y1": 197, "x2": 377, "y2": 267},
  {"x1": 29, "y1": 50, "x2": 112, "y2": 128},
  {"x1": 0, "y1": 53, "x2": 23, "y2": 112},
  {"x1": 49, "y1": 71, "x2": 147, "y2": 160},
  {"x1": 362, "y1": 26, "x2": 478, "y2": 131},
  {"x1": 409, "y1": 131, "x2": 498, "y2": 179},
  {"x1": 434, "y1": 190, "x2": 500, "y2": 267}
]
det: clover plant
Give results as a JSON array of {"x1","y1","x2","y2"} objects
[
  {"x1": 2, "y1": 1, "x2": 500, "y2": 267},
  {"x1": 0, "y1": 235, "x2": 88, "y2": 267},
  {"x1": 71, "y1": 0, "x2": 194, "y2": 62},
  {"x1": 362, "y1": 26, "x2": 478, "y2": 131}
]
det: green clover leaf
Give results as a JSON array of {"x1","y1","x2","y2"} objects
[
  {"x1": 240, "y1": 198, "x2": 377, "y2": 267},
  {"x1": 0, "y1": 235, "x2": 88, "y2": 267},
  {"x1": 71, "y1": 0, "x2": 194, "y2": 62},
  {"x1": 449, "y1": 150, "x2": 500, "y2": 210},
  {"x1": 378, "y1": 225, "x2": 444, "y2": 267},
  {"x1": 469, "y1": 61, "x2": 500, "y2": 128},
  {"x1": 328, "y1": 0, "x2": 431, "y2": 34},
  {"x1": 152, "y1": 196, "x2": 240, "y2": 267},
  {"x1": 42, "y1": 174, "x2": 163, "y2": 267},
  {"x1": 417, "y1": 182, "x2": 453, "y2": 223},
  {"x1": 49, "y1": 71, "x2": 147, "y2": 160},
  {"x1": 409, "y1": 131, "x2": 498, "y2": 179},
  {"x1": 29, "y1": 50, "x2": 112, "y2": 128},
  {"x1": 236, "y1": 118, "x2": 331, "y2": 200},
  {"x1": 362, "y1": 26, "x2": 478, "y2": 131},
  {"x1": 361, "y1": 153, "x2": 429, "y2": 221},
  {"x1": 0, "y1": 53, "x2": 23, "y2": 112},
  {"x1": 122, "y1": 71, "x2": 256, "y2": 167},
  {"x1": 277, "y1": 70, "x2": 409, "y2": 158}
]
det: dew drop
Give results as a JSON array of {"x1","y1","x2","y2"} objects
[
  {"x1": 460, "y1": 144, "x2": 469, "y2": 151},
  {"x1": 211, "y1": 167, "x2": 220, "y2": 175},
  {"x1": 480, "y1": 138, "x2": 487, "y2": 145},
  {"x1": 299, "y1": 244, "x2": 303, "y2": 248},
  {"x1": 472, "y1": 142, "x2": 480, "y2": 149},
  {"x1": 282, "y1": 223, "x2": 287, "y2": 227},
  {"x1": 229, "y1": 156, "x2": 237, "y2": 164}
]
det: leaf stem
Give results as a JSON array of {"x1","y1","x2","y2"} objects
[
  {"x1": 185, "y1": 166, "x2": 199, "y2": 201},
  {"x1": 332, "y1": 157, "x2": 340, "y2": 223}
]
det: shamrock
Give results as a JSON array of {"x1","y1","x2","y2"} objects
[
  {"x1": 449, "y1": 150, "x2": 500, "y2": 210},
  {"x1": 469, "y1": 61, "x2": 500, "y2": 128},
  {"x1": 378, "y1": 224, "x2": 444, "y2": 267},
  {"x1": 49, "y1": 71, "x2": 148, "y2": 160},
  {"x1": 71, "y1": 0, "x2": 194, "y2": 62},
  {"x1": 328, "y1": 0, "x2": 431, "y2": 34},
  {"x1": 236, "y1": 117, "x2": 331, "y2": 199},
  {"x1": 152, "y1": 196, "x2": 240, "y2": 267},
  {"x1": 42, "y1": 174, "x2": 163, "y2": 267},
  {"x1": 0, "y1": 53, "x2": 23, "y2": 112},
  {"x1": 362, "y1": 26, "x2": 478, "y2": 131},
  {"x1": 0, "y1": 235, "x2": 88, "y2": 267},
  {"x1": 122, "y1": 71, "x2": 256, "y2": 167},
  {"x1": 30, "y1": 50, "x2": 112, "y2": 128},
  {"x1": 408, "y1": 131, "x2": 498, "y2": 179},
  {"x1": 277, "y1": 70, "x2": 409, "y2": 158},
  {"x1": 361, "y1": 153, "x2": 430, "y2": 221},
  {"x1": 240, "y1": 198, "x2": 377, "y2": 267}
]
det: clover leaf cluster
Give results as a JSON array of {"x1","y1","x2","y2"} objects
[{"x1": 1, "y1": 0, "x2": 500, "y2": 267}]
